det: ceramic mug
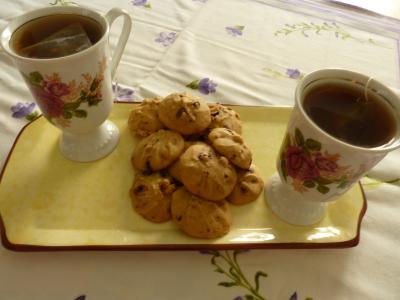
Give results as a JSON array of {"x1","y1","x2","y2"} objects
[
  {"x1": 0, "y1": 6, "x2": 132, "y2": 162},
  {"x1": 265, "y1": 69, "x2": 400, "y2": 225}
]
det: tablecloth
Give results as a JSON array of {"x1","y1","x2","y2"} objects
[{"x1": 0, "y1": 0, "x2": 399, "y2": 299}]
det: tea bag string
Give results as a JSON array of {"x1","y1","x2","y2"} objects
[{"x1": 364, "y1": 77, "x2": 373, "y2": 103}]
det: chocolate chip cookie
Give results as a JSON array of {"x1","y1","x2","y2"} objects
[
  {"x1": 227, "y1": 165, "x2": 264, "y2": 205},
  {"x1": 172, "y1": 143, "x2": 237, "y2": 201},
  {"x1": 208, "y1": 128, "x2": 252, "y2": 169},
  {"x1": 171, "y1": 187, "x2": 232, "y2": 239},
  {"x1": 128, "y1": 97, "x2": 164, "y2": 137},
  {"x1": 208, "y1": 103, "x2": 242, "y2": 134},
  {"x1": 158, "y1": 92, "x2": 211, "y2": 135},
  {"x1": 132, "y1": 129, "x2": 185, "y2": 171},
  {"x1": 130, "y1": 172, "x2": 176, "y2": 222}
]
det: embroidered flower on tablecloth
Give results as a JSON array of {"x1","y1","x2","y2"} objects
[
  {"x1": 286, "y1": 68, "x2": 302, "y2": 79},
  {"x1": 132, "y1": 0, "x2": 151, "y2": 9},
  {"x1": 186, "y1": 78, "x2": 217, "y2": 95},
  {"x1": 10, "y1": 102, "x2": 39, "y2": 121},
  {"x1": 112, "y1": 83, "x2": 135, "y2": 101},
  {"x1": 225, "y1": 25, "x2": 245, "y2": 37},
  {"x1": 155, "y1": 32, "x2": 177, "y2": 47},
  {"x1": 263, "y1": 67, "x2": 304, "y2": 80}
]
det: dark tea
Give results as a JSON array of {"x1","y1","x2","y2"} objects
[
  {"x1": 303, "y1": 81, "x2": 397, "y2": 148},
  {"x1": 10, "y1": 14, "x2": 103, "y2": 58}
]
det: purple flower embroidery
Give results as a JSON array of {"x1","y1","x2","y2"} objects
[
  {"x1": 225, "y1": 25, "x2": 244, "y2": 37},
  {"x1": 289, "y1": 292, "x2": 298, "y2": 300},
  {"x1": 186, "y1": 78, "x2": 217, "y2": 95},
  {"x1": 233, "y1": 297, "x2": 244, "y2": 300},
  {"x1": 198, "y1": 78, "x2": 217, "y2": 95},
  {"x1": 286, "y1": 68, "x2": 301, "y2": 79},
  {"x1": 132, "y1": 0, "x2": 151, "y2": 8},
  {"x1": 155, "y1": 32, "x2": 177, "y2": 47},
  {"x1": 112, "y1": 83, "x2": 135, "y2": 101},
  {"x1": 10, "y1": 102, "x2": 36, "y2": 118}
]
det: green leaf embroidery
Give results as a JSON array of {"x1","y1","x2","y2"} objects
[
  {"x1": 208, "y1": 251, "x2": 267, "y2": 300},
  {"x1": 49, "y1": 0, "x2": 77, "y2": 6},
  {"x1": 25, "y1": 111, "x2": 39, "y2": 121},
  {"x1": 254, "y1": 271, "x2": 267, "y2": 292},
  {"x1": 186, "y1": 80, "x2": 199, "y2": 89},
  {"x1": 274, "y1": 21, "x2": 388, "y2": 47},
  {"x1": 317, "y1": 185, "x2": 330, "y2": 194},
  {"x1": 235, "y1": 25, "x2": 245, "y2": 31},
  {"x1": 295, "y1": 128, "x2": 304, "y2": 146},
  {"x1": 305, "y1": 138, "x2": 321, "y2": 151},
  {"x1": 144, "y1": 3, "x2": 151, "y2": 8},
  {"x1": 218, "y1": 281, "x2": 238, "y2": 287}
]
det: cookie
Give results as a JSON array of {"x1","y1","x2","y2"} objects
[
  {"x1": 173, "y1": 143, "x2": 237, "y2": 201},
  {"x1": 208, "y1": 103, "x2": 242, "y2": 134},
  {"x1": 128, "y1": 97, "x2": 164, "y2": 137},
  {"x1": 208, "y1": 128, "x2": 252, "y2": 169},
  {"x1": 227, "y1": 165, "x2": 264, "y2": 205},
  {"x1": 171, "y1": 187, "x2": 232, "y2": 239},
  {"x1": 132, "y1": 129, "x2": 185, "y2": 171},
  {"x1": 130, "y1": 172, "x2": 176, "y2": 223},
  {"x1": 158, "y1": 92, "x2": 211, "y2": 135}
]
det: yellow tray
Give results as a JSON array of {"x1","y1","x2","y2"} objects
[{"x1": 0, "y1": 103, "x2": 366, "y2": 251}]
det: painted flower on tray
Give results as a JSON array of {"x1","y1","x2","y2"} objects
[
  {"x1": 132, "y1": 0, "x2": 151, "y2": 9},
  {"x1": 113, "y1": 83, "x2": 135, "y2": 101},
  {"x1": 280, "y1": 128, "x2": 353, "y2": 194},
  {"x1": 22, "y1": 57, "x2": 106, "y2": 127},
  {"x1": 155, "y1": 32, "x2": 177, "y2": 47},
  {"x1": 186, "y1": 77, "x2": 217, "y2": 95},
  {"x1": 225, "y1": 25, "x2": 245, "y2": 37}
]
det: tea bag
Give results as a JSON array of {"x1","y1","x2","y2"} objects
[{"x1": 20, "y1": 23, "x2": 92, "y2": 58}]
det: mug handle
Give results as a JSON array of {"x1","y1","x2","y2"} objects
[{"x1": 104, "y1": 8, "x2": 132, "y2": 79}]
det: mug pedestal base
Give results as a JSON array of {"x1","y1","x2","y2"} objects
[
  {"x1": 59, "y1": 120, "x2": 120, "y2": 162},
  {"x1": 265, "y1": 173, "x2": 325, "y2": 226}
]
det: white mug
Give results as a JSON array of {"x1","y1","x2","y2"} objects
[
  {"x1": 266, "y1": 69, "x2": 400, "y2": 225},
  {"x1": 1, "y1": 6, "x2": 132, "y2": 162}
]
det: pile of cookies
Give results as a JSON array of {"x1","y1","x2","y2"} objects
[{"x1": 128, "y1": 92, "x2": 264, "y2": 239}]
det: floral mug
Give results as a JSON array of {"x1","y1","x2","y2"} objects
[
  {"x1": 265, "y1": 69, "x2": 400, "y2": 225},
  {"x1": 1, "y1": 6, "x2": 132, "y2": 162}
]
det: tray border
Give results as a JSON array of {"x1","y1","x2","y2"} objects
[{"x1": 0, "y1": 105, "x2": 368, "y2": 251}]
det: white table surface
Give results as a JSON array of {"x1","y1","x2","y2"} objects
[{"x1": 0, "y1": 0, "x2": 400, "y2": 299}]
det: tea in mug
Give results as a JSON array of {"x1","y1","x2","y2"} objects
[
  {"x1": 303, "y1": 81, "x2": 397, "y2": 148},
  {"x1": 10, "y1": 14, "x2": 103, "y2": 58}
]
